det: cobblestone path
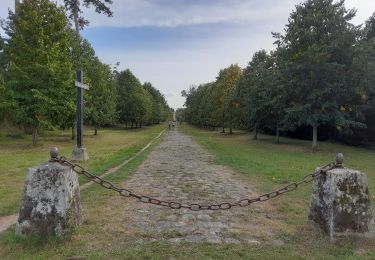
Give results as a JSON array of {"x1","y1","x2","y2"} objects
[{"x1": 112, "y1": 128, "x2": 282, "y2": 244}]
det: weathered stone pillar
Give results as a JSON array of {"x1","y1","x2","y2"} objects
[
  {"x1": 16, "y1": 147, "x2": 82, "y2": 238},
  {"x1": 309, "y1": 154, "x2": 373, "y2": 238}
]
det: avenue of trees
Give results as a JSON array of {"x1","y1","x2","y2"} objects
[
  {"x1": 182, "y1": 0, "x2": 375, "y2": 151},
  {"x1": 0, "y1": 0, "x2": 171, "y2": 145}
]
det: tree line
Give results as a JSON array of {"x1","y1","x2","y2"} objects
[
  {"x1": 181, "y1": 0, "x2": 375, "y2": 151},
  {"x1": 0, "y1": 0, "x2": 171, "y2": 145}
]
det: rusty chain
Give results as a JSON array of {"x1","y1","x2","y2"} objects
[{"x1": 51, "y1": 156, "x2": 336, "y2": 211}]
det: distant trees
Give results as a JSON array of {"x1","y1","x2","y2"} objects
[
  {"x1": 175, "y1": 108, "x2": 185, "y2": 124},
  {"x1": 116, "y1": 70, "x2": 170, "y2": 128},
  {"x1": 182, "y1": 65, "x2": 241, "y2": 133},
  {"x1": 0, "y1": 0, "x2": 170, "y2": 145},
  {"x1": 182, "y1": 0, "x2": 375, "y2": 151},
  {"x1": 215, "y1": 65, "x2": 242, "y2": 134},
  {"x1": 143, "y1": 82, "x2": 170, "y2": 125}
]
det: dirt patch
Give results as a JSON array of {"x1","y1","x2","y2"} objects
[{"x1": 0, "y1": 214, "x2": 18, "y2": 233}]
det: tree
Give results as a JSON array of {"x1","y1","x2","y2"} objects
[
  {"x1": 345, "y1": 13, "x2": 375, "y2": 143},
  {"x1": 63, "y1": 0, "x2": 113, "y2": 31},
  {"x1": 213, "y1": 64, "x2": 242, "y2": 134},
  {"x1": 237, "y1": 50, "x2": 280, "y2": 140},
  {"x1": 3, "y1": 0, "x2": 74, "y2": 145},
  {"x1": 0, "y1": 36, "x2": 13, "y2": 121},
  {"x1": 63, "y1": 0, "x2": 113, "y2": 141},
  {"x1": 116, "y1": 69, "x2": 142, "y2": 127},
  {"x1": 274, "y1": 0, "x2": 359, "y2": 151},
  {"x1": 143, "y1": 82, "x2": 168, "y2": 125},
  {"x1": 85, "y1": 57, "x2": 117, "y2": 135},
  {"x1": 175, "y1": 108, "x2": 185, "y2": 124},
  {"x1": 135, "y1": 85, "x2": 152, "y2": 128}
]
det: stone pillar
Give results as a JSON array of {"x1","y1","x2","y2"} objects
[
  {"x1": 309, "y1": 154, "x2": 373, "y2": 238},
  {"x1": 16, "y1": 147, "x2": 82, "y2": 238}
]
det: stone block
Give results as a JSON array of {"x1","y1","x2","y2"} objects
[
  {"x1": 16, "y1": 161, "x2": 81, "y2": 238},
  {"x1": 309, "y1": 166, "x2": 373, "y2": 237},
  {"x1": 72, "y1": 147, "x2": 89, "y2": 161}
]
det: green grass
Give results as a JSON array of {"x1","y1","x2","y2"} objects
[
  {"x1": 0, "y1": 124, "x2": 165, "y2": 216},
  {"x1": 0, "y1": 124, "x2": 374, "y2": 259},
  {"x1": 178, "y1": 124, "x2": 375, "y2": 259}
]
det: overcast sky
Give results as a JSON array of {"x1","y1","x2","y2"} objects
[{"x1": 1, "y1": 0, "x2": 374, "y2": 108}]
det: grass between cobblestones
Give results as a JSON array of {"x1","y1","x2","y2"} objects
[
  {"x1": 0, "y1": 124, "x2": 374, "y2": 259},
  {"x1": 0, "y1": 124, "x2": 165, "y2": 216}
]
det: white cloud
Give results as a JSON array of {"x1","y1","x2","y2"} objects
[
  {"x1": 1, "y1": 0, "x2": 374, "y2": 108},
  {"x1": 344, "y1": 0, "x2": 375, "y2": 25},
  {"x1": 94, "y1": 30, "x2": 274, "y2": 108},
  {"x1": 82, "y1": 0, "x2": 301, "y2": 28}
]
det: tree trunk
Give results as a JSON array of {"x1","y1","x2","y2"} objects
[
  {"x1": 312, "y1": 125, "x2": 318, "y2": 152},
  {"x1": 94, "y1": 126, "x2": 98, "y2": 136},
  {"x1": 276, "y1": 124, "x2": 280, "y2": 144},
  {"x1": 253, "y1": 124, "x2": 258, "y2": 140},
  {"x1": 32, "y1": 127, "x2": 38, "y2": 146},
  {"x1": 140, "y1": 121, "x2": 142, "y2": 128},
  {"x1": 222, "y1": 126, "x2": 225, "y2": 133}
]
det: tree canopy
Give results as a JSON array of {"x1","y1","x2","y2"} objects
[
  {"x1": 3, "y1": 0, "x2": 74, "y2": 145},
  {"x1": 0, "y1": 0, "x2": 170, "y2": 145},
  {"x1": 182, "y1": 0, "x2": 375, "y2": 151}
]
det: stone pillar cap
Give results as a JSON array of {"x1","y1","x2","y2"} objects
[
  {"x1": 50, "y1": 147, "x2": 59, "y2": 159},
  {"x1": 335, "y1": 153, "x2": 344, "y2": 166}
]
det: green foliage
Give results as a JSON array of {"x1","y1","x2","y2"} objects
[
  {"x1": 182, "y1": 64, "x2": 241, "y2": 132},
  {"x1": 182, "y1": 0, "x2": 375, "y2": 149},
  {"x1": 214, "y1": 64, "x2": 242, "y2": 133},
  {"x1": 0, "y1": 0, "x2": 168, "y2": 144},
  {"x1": 175, "y1": 108, "x2": 185, "y2": 123},
  {"x1": 236, "y1": 50, "x2": 285, "y2": 139},
  {"x1": 276, "y1": 0, "x2": 360, "y2": 131},
  {"x1": 116, "y1": 69, "x2": 170, "y2": 127},
  {"x1": 77, "y1": 40, "x2": 117, "y2": 134},
  {"x1": 143, "y1": 82, "x2": 170, "y2": 124},
  {"x1": 3, "y1": 0, "x2": 74, "y2": 145},
  {"x1": 63, "y1": 0, "x2": 113, "y2": 29}
]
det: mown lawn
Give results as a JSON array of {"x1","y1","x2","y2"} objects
[
  {"x1": 0, "y1": 124, "x2": 374, "y2": 259},
  {"x1": 179, "y1": 124, "x2": 375, "y2": 259},
  {"x1": 0, "y1": 124, "x2": 165, "y2": 216}
]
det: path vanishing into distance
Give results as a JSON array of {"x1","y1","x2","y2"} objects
[
  {"x1": 111, "y1": 128, "x2": 283, "y2": 245},
  {"x1": 1, "y1": 128, "x2": 284, "y2": 245}
]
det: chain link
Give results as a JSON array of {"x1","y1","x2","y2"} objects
[{"x1": 50, "y1": 157, "x2": 336, "y2": 211}]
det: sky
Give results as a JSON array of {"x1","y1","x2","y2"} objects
[{"x1": 1, "y1": 0, "x2": 374, "y2": 108}]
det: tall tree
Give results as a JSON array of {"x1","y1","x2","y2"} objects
[
  {"x1": 237, "y1": 50, "x2": 282, "y2": 140},
  {"x1": 3, "y1": 0, "x2": 74, "y2": 145},
  {"x1": 213, "y1": 64, "x2": 242, "y2": 134},
  {"x1": 63, "y1": 0, "x2": 113, "y2": 144},
  {"x1": 63, "y1": 0, "x2": 113, "y2": 31},
  {"x1": 0, "y1": 36, "x2": 13, "y2": 121},
  {"x1": 274, "y1": 0, "x2": 359, "y2": 151},
  {"x1": 116, "y1": 69, "x2": 142, "y2": 127},
  {"x1": 346, "y1": 13, "x2": 375, "y2": 143},
  {"x1": 85, "y1": 56, "x2": 117, "y2": 135}
]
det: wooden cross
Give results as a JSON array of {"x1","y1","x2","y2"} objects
[{"x1": 75, "y1": 70, "x2": 89, "y2": 148}]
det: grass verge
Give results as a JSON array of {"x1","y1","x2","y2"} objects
[
  {"x1": 0, "y1": 125, "x2": 165, "y2": 216},
  {"x1": 177, "y1": 124, "x2": 375, "y2": 259},
  {"x1": 0, "y1": 125, "x2": 374, "y2": 259}
]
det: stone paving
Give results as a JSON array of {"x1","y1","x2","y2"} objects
[{"x1": 113, "y1": 128, "x2": 281, "y2": 244}]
